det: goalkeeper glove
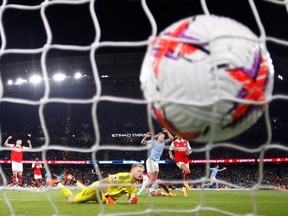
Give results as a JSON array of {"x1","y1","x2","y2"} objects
[
  {"x1": 128, "y1": 196, "x2": 138, "y2": 204},
  {"x1": 106, "y1": 197, "x2": 115, "y2": 205},
  {"x1": 105, "y1": 193, "x2": 115, "y2": 205}
]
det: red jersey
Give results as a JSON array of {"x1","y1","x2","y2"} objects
[
  {"x1": 32, "y1": 162, "x2": 42, "y2": 175},
  {"x1": 139, "y1": 173, "x2": 150, "y2": 184},
  {"x1": 10, "y1": 145, "x2": 24, "y2": 163},
  {"x1": 169, "y1": 140, "x2": 191, "y2": 163}
]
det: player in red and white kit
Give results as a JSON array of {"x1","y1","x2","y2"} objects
[
  {"x1": 4, "y1": 136, "x2": 32, "y2": 186},
  {"x1": 32, "y1": 157, "x2": 43, "y2": 188},
  {"x1": 137, "y1": 173, "x2": 176, "y2": 197},
  {"x1": 169, "y1": 135, "x2": 192, "y2": 197}
]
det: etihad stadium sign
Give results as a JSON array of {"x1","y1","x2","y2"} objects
[{"x1": 111, "y1": 133, "x2": 146, "y2": 137}]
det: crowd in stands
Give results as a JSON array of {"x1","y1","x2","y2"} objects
[
  {"x1": 0, "y1": 163, "x2": 287, "y2": 190},
  {"x1": 0, "y1": 102, "x2": 288, "y2": 190}
]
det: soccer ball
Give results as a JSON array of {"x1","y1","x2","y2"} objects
[{"x1": 140, "y1": 15, "x2": 274, "y2": 142}]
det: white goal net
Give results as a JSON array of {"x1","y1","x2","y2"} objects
[{"x1": 0, "y1": 0, "x2": 288, "y2": 216}]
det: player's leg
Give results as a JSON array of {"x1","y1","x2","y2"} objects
[
  {"x1": 35, "y1": 179, "x2": 39, "y2": 188},
  {"x1": 73, "y1": 184, "x2": 102, "y2": 204},
  {"x1": 17, "y1": 163, "x2": 24, "y2": 186},
  {"x1": 75, "y1": 181, "x2": 87, "y2": 190},
  {"x1": 157, "y1": 179, "x2": 177, "y2": 197},
  {"x1": 150, "y1": 189, "x2": 168, "y2": 196},
  {"x1": 181, "y1": 163, "x2": 191, "y2": 190},
  {"x1": 204, "y1": 178, "x2": 212, "y2": 188},
  {"x1": 35, "y1": 175, "x2": 42, "y2": 188},
  {"x1": 146, "y1": 158, "x2": 157, "y2": 187},
  {"x1": 210, "y1": 177, "x2": 216, "y2": 188},
  {"x1": 58, "y1": 183, "x2": 74, "y2": 202},
  {"x1": 11, "y1": 162, "x2": 18, "y2": 186},
  {"x1": 38, "y1": 177, "x2": 43, "y2": 188},
  {"x1": 32, "y1": 175, "x2": 37, "y2": 187},
  {"x1": 17, "y1": 171, "x2": 23, "y2": 186},
  {"x1": 215, "y1": 179, "x2": 219, "y2": 189},
  {"x1": 12, "y1": 171, "x2": 17, "y2": 186},
  {"x1": 67, "y1": 174, "x2": 86, "y2": 190},
  {"x1": 151, "y1": 160, "x2": 160, "y2": 180},
  {"x1": 176, "y1": 162, "x2": 189, "y2": 196}
]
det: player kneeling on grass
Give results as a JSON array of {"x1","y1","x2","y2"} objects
[{"x1": 58, "y1": 164, "x2": 144, "y2": 205}]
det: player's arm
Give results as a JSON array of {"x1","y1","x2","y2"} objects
[
  {"x1": 137, "y1": 175, "x2": 149, "y2": 195},
  {"x1": 136, "y1": 184, "x2": 146, "y2": 196},
  {"x1": 127, "y1": 185, "x2": 138, "y2": 204},
  {"x1": 186, "y1": 141, "x2": 192, "y2": 155},
  {"x1": 162, "y1": 128, "x2": 173, "y2": 142},
  {"x1": 27, "y1": 140, "x2": 32, "y2": 149},
  {"x1": 219, "y1": 167, "x2": 227, "y2": 172},
  {"x1": 168, "y1": 149, "x2": 175, "y2": 160},
  {"x1": 3, "y1": 136, "x2": 13, "y2": 147},
  {"x1": 127, "y1": 192, "x2": 138, "y2": 204},
  {"x1": 99, "y1": 177, "x2": 116, "y2": 205},
  {"x1": 141, "y1": 132, "x2": 151, "y2": 145},
  {"x1": 168, "y1": 143, "x2": 175, "y2": 160}
]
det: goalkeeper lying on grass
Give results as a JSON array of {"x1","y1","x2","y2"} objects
[{"x1": 58, "y1": 163, "x2": 144, "y2": 205}]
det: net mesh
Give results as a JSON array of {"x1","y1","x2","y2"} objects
[{"x1": 0, "y1": 0, "x2": 288, "y2": 215}]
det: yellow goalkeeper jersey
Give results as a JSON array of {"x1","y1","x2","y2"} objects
[{"x1": 107, "y1": 172, "x2": 137, "y2": 201}]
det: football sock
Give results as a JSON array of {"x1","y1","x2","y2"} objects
[{"x1": 159, "y1": 183, "x2": 169, "y2": 193}]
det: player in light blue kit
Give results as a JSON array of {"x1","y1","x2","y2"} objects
[
  {"x1": 141, "y1": 128, "x2": 175, "y2": 196},
  {"x1": 205, "y1": 164, "x2": 227, "y2": 189}
]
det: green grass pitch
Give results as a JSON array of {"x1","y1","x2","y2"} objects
[{"x1": 0, "y1": 189, "x2": 287, "y2": 216}]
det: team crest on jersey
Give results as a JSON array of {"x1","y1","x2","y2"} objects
[
  {"x1": 111, "y1": 175, "x2": 119, "y2": 181},
  {"x1": 176, "y1": 141, "x2": 187, "y2": 147}
]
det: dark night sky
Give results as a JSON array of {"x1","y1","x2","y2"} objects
[
  {"x1": 1, "y1": 0, "x2": 287, "y2": 83},
  {"x1": 0, "y1": 0, "x2": 287, "y2": 52}
]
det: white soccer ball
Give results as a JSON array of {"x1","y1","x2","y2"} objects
[{"x1": 140, "y1": 15, "x2": 274, "y2": 142}]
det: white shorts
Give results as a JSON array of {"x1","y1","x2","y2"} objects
[
  {"x1": 12, "y1": 161, "x2": 23, "y2": 172},
  {"x1": 34, "y1": 174, "x2": 43, "y2": 180},
  {"x1": 210, "y1": 176, "x2": 217, "y2": 182},
  {"x1": 147, "y1": 187, "x2": 157, "y2": 196},
  {"x1": 176, "y1": 162, "x2": 189, "y2": 170},
  {"x1": 146, "y1": 158, "x2": 159, "y2": 173}
]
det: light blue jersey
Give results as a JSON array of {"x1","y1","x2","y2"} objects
[
  {"x1": 209, "y1": 167, "x2": 225, "y2": 178},
  {"x1": 45, "y1": 172, "x2": 62, "y2": 181},
  {"x1": 147, "y1": 139, "x2": 168, "y2": 162}
]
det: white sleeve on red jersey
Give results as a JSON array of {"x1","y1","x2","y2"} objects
[
  {"x1": 186, "y1": 141, "x2": 192, "y2": 154},
  {"x1": 169, "y1": 142, "x2": 175, "y2": 151},
  {"x1": 137, "y1": 174, "x2": 150, "y2": 196}
]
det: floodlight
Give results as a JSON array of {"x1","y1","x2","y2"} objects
[
  {"x1": 15, "y1": 78, "x2": 27, "y2": 85},
  {"x1": 7, "y1": 80, "x2": 13, "y2": 85},
  {"x1": 30, "y1": 75, "x2": 42, "y2": 84},
  {"x1": 74, "y1": 72, "x2": 82, "y2": 79},
  {"x1": 53, "y1": 73, "x2": 66, "y2": 82}
]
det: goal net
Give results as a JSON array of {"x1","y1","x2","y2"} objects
[{"x1": 0, "y1": 0, "x2": 288, "y2": 215}]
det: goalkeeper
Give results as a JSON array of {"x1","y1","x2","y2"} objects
[{"x1": 58, "y1": 163, "x2": 144, "y2": 205}]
